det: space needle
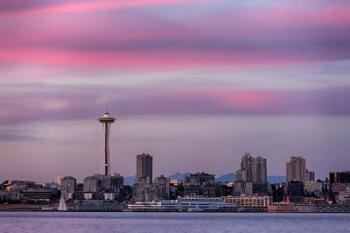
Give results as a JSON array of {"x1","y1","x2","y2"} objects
[{"x1": 98, "y1": 112, "x2": 116, "y2": 176}]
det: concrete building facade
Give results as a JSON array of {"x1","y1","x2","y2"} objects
[
  {"x1": 136, "y1": 153, "x2": 153, "y2": 183},
  {"x1": 60, "y1": 176, "x2": 76, "y2": 200}
]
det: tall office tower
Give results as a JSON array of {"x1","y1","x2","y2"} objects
[
  {"x1": 136, "y1": 153, "x2": 153, "y2": 183},
  {"x1": 98, "y1": 112, "x2": 116, "y2": 176},
  {"x1": 253, "y1": 156, "x2": 267, "y2": 185},
  {"x1": 235, "y1": 154, "x2": 267, "y2": 195},
  {"x1": 237, "y1": 154, "x2": 267, "y2": 184},
  {"x1": 240, "y1": 153, "x2": 254, "y2": 182},
  {"x1": 286, "y1": 156, "x2": 306, "y2": 182}
]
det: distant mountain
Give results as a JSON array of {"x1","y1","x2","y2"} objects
[
  {"x1": 167, "y1": 172, "x2": 191, "y2": 180},
  {"x1": 215, "y1": 173, "x2": 286, "y2": 183},
  {"x1": 123, "y1": 173, "x2": 286, "y2": 185},
  {"x1": 123, "y1": 173, "x2": 191, "y2": 186},
  {"x1": 216, "y1": 173, "x2": 235, "y2": 182}
]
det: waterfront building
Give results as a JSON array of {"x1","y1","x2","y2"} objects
[
  {"x1": 330, "y1": 171, "x2": 350, "y2": 192},
  {"x1": 233, "y1": 181, "x2": 253, "y2": 196},
  {"x1": 304, "y1": 180, "x2": 323, "y2": 197},
  {"x1": 133, "y1": 182, "x2": 160, "y2": 202},
  {"x1": 83, "y1": 174, "x2": 124, "y2": 201},
  {"x1": 22, "y1": 188, "x2": 58, "y2": 203},
  {"x1": 224, "y1": 196, "x2": 271, "y2": 207},
  {"x1": 239, "y1": 153, "x2": 255, "y2": 182},
  {"x1": 98, "y1": 112, "x2": 116, "y2": 176},
  {"x1": 0, "y1": 190, "x2": 4, "y2": 203},
  {"x1": 3, "y1": 180, "x2": 36, "y2": 192},
  {"x1": 336, "y1": 187, "x2": 350, "y2": 205},
  {"x1": 330, "y1": 171, "x2": 350, "y2": 183},
  {"x1": 183, "y1": 185, "x2": 201, "y2": 197},
  {"x1": 60, "y1": 176, "x2": 76, "y2": 200},
  {"x1": 253, "y1": 156, "x2": 267, "y2": 185},
  {"x1": 252, "y1": 156, "x2": 267, "y2": 194},
  {"x1": 202, "y1": 185, "x2": 216, "y2": 197},
  {"x1": 235, "y1": 154, "x2": 267, "y2": 195},
  {"x1": 285, "y1": 156, "x2": 316, "y2": 202},
  {"x1": 186, "y1": 172, "x2": 215, "y2": 186},
  {"x1": 136, "y1": 153, "x2": 153, "y2": 183},
  {"x1": 329, "y1": 171, "x2": 350, "y2": 203},
  {"x1": 305, "y1": 169, "x2": 315, "y2": 181},
  {"x1": 103, "y1": 174, "x2": 124, "y2": 193},
  {"x1": 1, "y1": 180, "x2": 59, "y2": 203},
  {"x1": 235, "y1": 169, "x2": 247, "y2": 183},
  {"x1": 133, "y1": 154, "x2": 157, "y2": 201},
  {"x1": 287, "y1": 181, "x2": 304, "y2": 203},
  {"x1": 183, "y1": 172, "x2": 218, "y2": 197},
  {"x1": 128, "y1": 197, "x2": 236, "y2": 212},
  {"x1": 83, "y1": 176, "x2": 102, "y2": 193},
  {"x1": 271, "y1": 183, "x2": 286, "y2": 202},
  {"x1": 286, "y1": 156, "x2": 314, "y2": 183},
  {"x1": 267, "y1": 203, "x2": 295, "y2": 213},
  {"x1": 286, "y1": 156, "x2": 306, "y2": 182},
  {"x1": 56, "y1": 176, "x2": 64, "y2": 185},
  {"x1": 154, "y1": 175, "x2": 170, "y2": 200}
]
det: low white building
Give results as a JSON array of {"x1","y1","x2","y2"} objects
[
  {"x1": 224, "y1": 196, "x2": 271, "y2": 207},
  {"x1": 128, "y1": 197, "x2": 236, "y2": 211}
]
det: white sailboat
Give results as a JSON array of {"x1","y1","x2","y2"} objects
[{"x1": 58, "y1": 195, "x2": 68, "y2": 211}]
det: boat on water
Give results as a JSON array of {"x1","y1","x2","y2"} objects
[{"x1": 58, "y1": 195, "x2": 68, "y2": 211}]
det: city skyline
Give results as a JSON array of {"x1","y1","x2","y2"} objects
[
  {"x1": 1, "y1": 113, "x2": 348, "y2": 182},
  {"x1": 1, "y1": 0, "x2": 350, "y2": 182}
]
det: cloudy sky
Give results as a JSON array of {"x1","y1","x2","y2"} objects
[{"x1": 1, "y1": 0, "x2": 350, "y2": 182}]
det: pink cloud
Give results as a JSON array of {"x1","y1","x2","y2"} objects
[
  {"x1": 0, "y1": 47, "x2": 314, "y2": 70},
  {"x1": 194, "y1": 5, "x2": 350, "y2": 39},
  {"x1": 0, "y1": 0, "x2": 203, "y2": 16},
  {"x1": 1, "y1": 85, "x2": 349, "y2": 124},
  {"x1": 0, "y1": 1, "x2": 349, "y2": 70}
]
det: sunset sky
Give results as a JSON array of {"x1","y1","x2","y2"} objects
[{"x1": 1, "y1": 0, "x2": 350, "y2": 182}]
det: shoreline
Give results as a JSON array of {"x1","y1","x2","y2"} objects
[
  {"x1": 2, "y1": 203, "x2": 350, "y2": 213},
  {"x1": 0, "y1": 209, "x2": 349, "y2": 214}
]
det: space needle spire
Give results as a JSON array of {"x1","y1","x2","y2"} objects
[{"x1": 98, "y1": 112, "x2": 116, "y2": 176}]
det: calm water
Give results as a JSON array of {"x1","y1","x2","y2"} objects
[{"x1": 0, "y1": 212, "x2": 349, "y2": 233}]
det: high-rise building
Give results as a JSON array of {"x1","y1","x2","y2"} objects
[
  {"x1": 286, "y1": 156, "x2": 315, "y2": 183},
  {"x1": 329, "y1": 171, "x2": 350, "y2": 193},
  {"x1": 136, "y1": 153, "x2": 153, "y2": 183},
  {"x1": 253, "y1": 156, "x2": 267, "y2": 185},
  {"x1": 60, "y1": 176, "x2": 76, "y2": 199},
  {"x1": 235, "y1": 153, "x2": 267, "y2": 195},
  {"x1": 240, "y1": 153, "x2": 254, "y2": 182},
  {"x1": 98, "y1": 112, "x2": 116, "y2": 176},
  {"x1": 286, "y1": 156, "x2": 306, "y2": 182},
  {"x1": 133, "y1": 153, "x2": 155, "y2": 202}
]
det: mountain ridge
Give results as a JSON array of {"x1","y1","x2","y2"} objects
[{"x1": 123, "y1": 172, "x2": 286, "y2": 185}]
